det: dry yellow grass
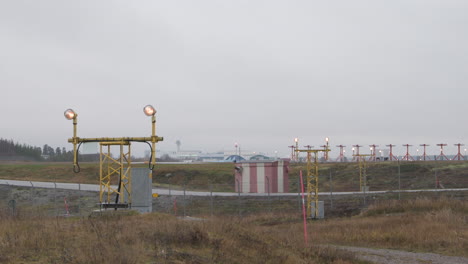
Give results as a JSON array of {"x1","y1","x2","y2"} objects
[
  {"x1": 1, "y1": 184, "x2": 465, "y2": 263},
  {"x1": 0, "y1": 211, "x2": 366, "y2": 264},
  {"x1": 310, "y1": 197, "x2": 468, "y2": 257}
]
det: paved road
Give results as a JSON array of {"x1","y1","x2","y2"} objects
[
  {"x1": 335, "y1": 246, "x2": 468, "y2": 264},
  {"x1": 1, "y1": 179, "x2": 467, "y2": 197}
]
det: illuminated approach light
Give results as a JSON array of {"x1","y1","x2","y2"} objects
[
  {"x1": 143, "y1": 105, "x2": 156, "y2": 116},
  {"x1": 64, "y1": 109, "x2": 76, "y2": 120}
]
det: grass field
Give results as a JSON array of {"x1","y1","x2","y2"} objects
[
  {"x1": 0, "y1": 162, "x2": 466, "y2": 262},
  {"x1": 0, "y1": 196, "x2": 466, "y2": 263},
  {"x1": 0, "y1": 210, "x2": 368, "y2": 264}
]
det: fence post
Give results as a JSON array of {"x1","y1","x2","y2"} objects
[
  {"x1": 266, "y1": 176, "x2": 271, "y2": 213},
  {"x1": 30, "y1": 181, "x2": 34, "y2": 205},
  {"x1": 210, "y1": 184, "x2": 213, "y2": 217},
  {"x1": 78, "y1": 183, "x2": 82, "y2": 216},
  {"x1": 54, "y1": 181, "x2": 57, "y2": 216},
  {"x1": 236, "y1": 179, "x2": 241, "y2": 217},
  {"x1": 168, "y1": 176, "x2": 172, "y2": 196},
  {"x1": 398, "y1": 160, "x2": 401, "y2": 200},
  {"x1": 329, "y1": 168, "x2": 333, "y2": 210},
  {"x1": 183, "y1": 185, "x2": 186, "y2": 218},
  {"x1": 297, "y1": 177, "x2": 301, "y2": 213}
]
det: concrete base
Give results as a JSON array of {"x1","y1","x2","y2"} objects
[
  {"x1": 130, "y1": 168, "x2": 153, "y2": 213},
  {"x1": 310, "y1": 201, "x2": 325, "y2": 219}
]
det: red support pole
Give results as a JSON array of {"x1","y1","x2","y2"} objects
[
  {"x1": 288, "y1": 145, "x2": 295, "y2": 161},
  {"x1": 352, "y1": 145, "x2": 361, "y2": 162},
  {"x1": 452, "y1": 143, "x2": 465, "y2": 161},
  {"x1": 402, "y1": 144, "x2": 414, "y2": 161},
  {"x1": 300, "y1": 171, "x2": 308, "y2": 246},
  {"x1": 419, "y1": 144, "x2": 429, "y2": 161},
  {"x1": 368, "y1": 144, "x2": 378, "y2": 161},
  {"x1": 436, "y1": 144, "x2": 449, "y2": 161},
  {"x1": 320, "y1": 145, "x2": 327, "y2": 160},
  {"x1": 386, "y1": 144, "x2": 398, "y2": 161},
  {"x1": 64, "y1": 197, "x2": 70, "y2": 216},
  {"x1": 336, "y1": 145, "x2": 346, "y2": 162}
]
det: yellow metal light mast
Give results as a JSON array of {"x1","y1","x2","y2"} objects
[
  {"x1": 294, "y1": 137, "x2": 299, "y2": 161},
  {"x1": 295, "y1": 138, "x2": 330, "y2": 219},
  {"x1": 64, "y1": 105, "x2": 164, "y2": 209},
  {"x1": 353, "y1": 154, "x2": 372, "y2": 192}
]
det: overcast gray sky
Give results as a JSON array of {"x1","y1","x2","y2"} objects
[{"x1": 1, "y1": 0, "x2": 468, "y2": 158}]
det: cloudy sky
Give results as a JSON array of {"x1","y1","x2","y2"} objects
[{"x1": 1, "y1": 0, "x2": 468, "y2": 158}]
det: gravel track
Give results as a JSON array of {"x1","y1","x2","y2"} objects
[{"x1": 336, "y1": 246, "x2": 468, "y2": 264}]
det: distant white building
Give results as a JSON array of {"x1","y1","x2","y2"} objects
[{"x1": 158, "y1": 149, "x2": 274, "y2": 162}]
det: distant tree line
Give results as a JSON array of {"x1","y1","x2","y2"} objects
[
  {"x1": 0, "y1": 138, "x2": 172, "y2": 162},
  {"x1": 41, "y1": 143, "x2": 74, "y2": 161},
  {"x1": 0, "y1": 138, "x2": 74, "y2": 161}
]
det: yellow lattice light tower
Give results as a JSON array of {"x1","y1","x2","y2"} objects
[
  {"x1": 295, "y1": 139, "x2": 330, "y2": 219},
  {"x1": 64, "y1": 105, "x2": 164, "y2": 209},
  {"x1": 353, "y1": 154, "x2": 372, "y2": 192}
]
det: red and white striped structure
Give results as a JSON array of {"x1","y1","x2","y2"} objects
[{"x1": 234, "y1": 160, "x2": 289, "y2": 193}]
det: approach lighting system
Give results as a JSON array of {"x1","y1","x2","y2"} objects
[
  {"x1": 64, "y1": 109, "x2": 76, "y2": 120},
  {"x1": 143, "y1": 105, "x2": 156, "y2": 116},
  {"x1": 294, "y1": 138, "x2": 331, "y2": 219},
  {"x1": 64, "y1": 105, "x2": 164, "y2": 211}
]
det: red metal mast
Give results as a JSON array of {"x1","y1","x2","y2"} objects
[
  {"x1": 386, "y1": 144, "x2": 398, "y2": 161},
  {"x1": 436, "y1": 144, "x2": 449, "y2": 161},
  {"x1": 402, "y1": 144, "x2": 414, "y2": 161},
  {"x1": 320, "y1": 145, "x2": 327, "y2": 160},
  {"x1": 368, "y1": 144, "x2": 379, "y2": 161},
  {"x1": 452, "y1": 143, "x2": 465, "y2": 161},
  {"x1": 352, "y1": 144, "x2": 362, "y2": 162},
  {"x1": 288, "y1": 145, "x2": 295, "y2": 161},
  {"x1": 419, "y1": 144, "x2": 429, "y2": 161},
  {"x1": 336, "y1": 145, "x2": 346, "y2": 162}
]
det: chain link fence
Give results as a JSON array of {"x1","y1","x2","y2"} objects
[
  {"x1": 0, "y1": 182, "x2": 99, "y2": 218},
  {"x1": 1, "y1": 161, "x2": 467, "y2": 218}
]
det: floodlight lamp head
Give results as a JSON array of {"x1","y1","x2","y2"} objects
[
  {"x1": 294, "y1": 138, "x2": 298, "y2": 143},
  {"x1": 325, "y1": 137, "x2": 329, "y2": 142},
  {"x1": 64, "y1": 109, "x2": 76, "y2": 120},
  {"x1": 143, "y1": 105, "x2": 156, "y2": 116}
]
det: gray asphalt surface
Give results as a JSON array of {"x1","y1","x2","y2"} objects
[
  {"x1": 336, "y1": 246, "x2": 468, "y2": 264},
  {"x1": 1, "y1": 179, "x2": 467, "y2": 197}
]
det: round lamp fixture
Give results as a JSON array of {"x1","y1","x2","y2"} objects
[
  {"x1": 143, "y1": 105, "x2": 156, "y2": 116},
  {"x1": 64, "y1": 109, "x2": 76, "y2": 120}
]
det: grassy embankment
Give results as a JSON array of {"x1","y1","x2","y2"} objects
[
  {"x1": 0, "y1": 160, "x2": 467, "y2": 192},
  {"x1": 0, "y1": 196, "x2": 466, "y2": 263}
]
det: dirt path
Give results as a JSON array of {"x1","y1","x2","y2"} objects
[{"x1": 335, "y1": 246, "x2": 468, "y2": 264}]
